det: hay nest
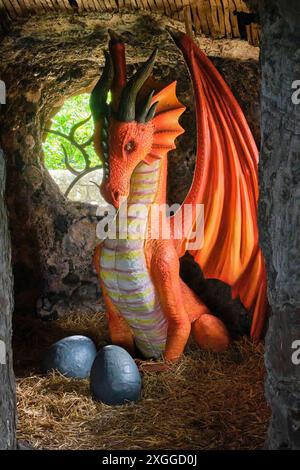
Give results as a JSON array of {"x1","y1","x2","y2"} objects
[{"x1": 14, "y1": 310, "x2": 270, "y2": 450}]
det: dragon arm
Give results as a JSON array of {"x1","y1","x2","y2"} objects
[
  {"x1": 148, "y1": 239, "x2": 191, "y2": 362},
  {"x1": 168, "y1": 30, "x2": 268, "y2": 340}
]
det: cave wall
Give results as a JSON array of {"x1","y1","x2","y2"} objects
[
  {"x1": 0, "y1": 149, "x2": 16, "y2": 449},
  {"x1": 0, "y1": 12, "x2": 260, "y2": 319},
  {"x1": 259, "y1": 0, "x2": 300, "y2": 449}
]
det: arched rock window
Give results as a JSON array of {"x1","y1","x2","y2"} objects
[{"x1": 43, "y1": 93, "x2": 104, "y2": 206}]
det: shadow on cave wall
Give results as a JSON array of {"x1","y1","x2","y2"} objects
[{"x1": 0, "y1": 11, "x2": 260, "y2": 332}]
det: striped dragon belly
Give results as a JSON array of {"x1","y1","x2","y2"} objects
[
  {"x1": 100, "y1": 239, "x2": 167, "y2": 358},
  {"x1": 99, "y1": 160, "x2": 168, "y2": 359}
]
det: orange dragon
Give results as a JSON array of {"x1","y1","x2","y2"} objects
[{"x1": 91, "y1": 30, "x2": 268, "y2": 366}]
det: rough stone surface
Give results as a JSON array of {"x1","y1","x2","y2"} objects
[
  {"x1": 49, "y1": 169, "x2": 106, "y2": 205},
  {"x1": 259, "y1": 0, "x2": 300, "y2": 449},
  {"x1": 0, "y1": 148, "x2": 16, "y2": 449},
  {"x1": 0, "y1": 12, "x2": 260, "y2": 318}
]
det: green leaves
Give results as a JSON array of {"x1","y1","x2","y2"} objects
[{"x1": 43, "y1": 94, "x2": 98, "y2": 171}]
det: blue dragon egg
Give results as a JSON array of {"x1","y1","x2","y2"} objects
[
  {"x1": 90, "y1": 345, "x2": 142, "y2": 405},
  {"x1": 41, "y1": 335, "x2": 97, "y2": 379}
]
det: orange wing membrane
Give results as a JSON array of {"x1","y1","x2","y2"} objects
[{"x1": 170, "y1": 32, "x2": 268, "y2": 340}]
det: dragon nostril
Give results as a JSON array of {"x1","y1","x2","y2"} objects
[{"x1": 113, "y1": 190, "x2": 119, "y2": 202}]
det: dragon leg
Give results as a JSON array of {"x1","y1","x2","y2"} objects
[
  {"x1": 180, "y1": 274, "x2": 230, "y2": 352},
  {"x1": 191, "y1": 315, "x2": 230, "y2": 352},
  {"x1": 149, "y1": 240, "x2": 191, "y2": 362},
  {"x1": 149, "y1": 240, "x2": 230, "y2": 359}
]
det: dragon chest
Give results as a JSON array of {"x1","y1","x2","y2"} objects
[{"x1": 99, "y1": 238, "x2": 168, "y2": 359}]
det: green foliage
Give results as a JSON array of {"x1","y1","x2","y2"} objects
[{"x1": 43, "y1": 94, "x2": 100, "y2": 170}]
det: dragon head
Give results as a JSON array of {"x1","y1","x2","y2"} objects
[{"x1": 90, "y1": 32, "x2": 185, "y2": 208}]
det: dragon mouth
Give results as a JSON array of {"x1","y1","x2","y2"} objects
[{"x1": 101, "y1": 182, "x2": 127, "y2": 209}]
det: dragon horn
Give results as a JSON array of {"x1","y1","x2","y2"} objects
[
  {"x1": 136, "y1": 90, "x2": 155, "y2": 123},
  {"x1": 108, "y1": 29, "x2": 127, "y2": 111},
  {"x1": 118, "y1": 49, "x2": 158, "y2": 122},
  {"x1": 145, "y1": 101, "x2": 159, "y2": 122},
  {"x1": 108, "y1": 28, "x2": 122, "y2": 44},
  {"x1": 90, "y1": 50, "x2": 113, "y2": 122}
]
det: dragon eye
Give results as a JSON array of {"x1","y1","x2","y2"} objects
[{"x1": 124, "y1": 140, "x2": 136, "y2": 153}]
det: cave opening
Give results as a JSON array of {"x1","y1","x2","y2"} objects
[
  {"x1": 1, "y1": 11, "x2": 267, "y2": 450},
  {"x1": 0, "y1": 1, "x2": 299, "y2": 452},
  {"x1": 43, "y1": 93, "x2": 105, "y2": 205}
]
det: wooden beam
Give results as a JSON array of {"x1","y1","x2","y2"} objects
[
  {"x1": 216, "y1": 0, "x2": 225, "y2": 37},
  {"x1": 210, "y1": 0, "x2": 221, "y2": 37},
  {"x1": 183, "y1": 5, "x2": 193, "y2": 38},
  {"x1": 60, "y1": 0, "x2": 73, "y2": 11},
  {"x1": 0, "y1": 0, "x2": 14, "y2": 20},
  {"x1": 0, "y1": 0, "x2": 260, "y2": 47},
  {"x1": 221, "y1": 0, "x2": 232, "y2": 38},
  {"x1": 229, "y1": 0, "x2": 240, "y2": 37},
  {"x1": 197, "y1": 0, "x2": 210, "y2": 35},
  {"x1": 0, "y1": 0, "x2": 18, "y2": 17},
  {"x1": 191, "y1": 4, "x2": 201, "y2": 34},
  {"x1": 8, "y1": 0, "x2": 22, "y2": 16},
  {"x1": 203, "y1": 0, "x2": 216, "y2": 38}
]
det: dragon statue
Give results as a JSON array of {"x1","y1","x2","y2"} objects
[{"x1": 91, "y1": 29, "x2": 268, "y2": 366}]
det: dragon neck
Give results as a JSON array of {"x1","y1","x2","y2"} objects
[
  {"x1": 115, "y1": 158, "x2": 167, "y2": 242},
  {"x1": 128, "y1": 158, "x2": 167, "y2": 210}
]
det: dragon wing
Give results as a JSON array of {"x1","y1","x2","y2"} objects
[{"x1": 169, "y1": 31, "x2": 267, "y2": 340}]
